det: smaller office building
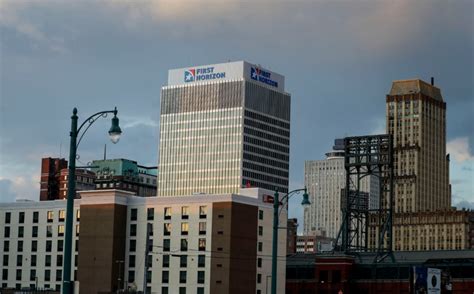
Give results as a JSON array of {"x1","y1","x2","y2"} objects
[{"x1": 0, "y1": 188, "x2": 286, "y2": 294}]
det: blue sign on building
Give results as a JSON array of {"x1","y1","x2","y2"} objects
[{"x1": 250, "y1": 67, "x2": 278, "y2": 88}]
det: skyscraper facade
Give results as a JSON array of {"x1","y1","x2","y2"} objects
[
  {"x1": 304, "y1": 150, "x2": 379, "y2": 238},
  {"x1": 386, "y1": 79, "x2": 450, "y2": 213},
  {"x1": 158, "y1": 61, "x2": 290, "y2": 196}
]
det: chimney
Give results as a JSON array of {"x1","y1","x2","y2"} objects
[{"x1": 431, "y1": 77, "x2": 434, "y2": 86}]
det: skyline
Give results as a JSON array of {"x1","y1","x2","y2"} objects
[{"x1": 0, "y1": 0, "x2": 472, "y2": 221}]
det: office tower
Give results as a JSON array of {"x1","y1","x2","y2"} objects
[
  {"x1": 304, "y1": 149, "x2": 379, "y2": 239},
  {"x1": 158, "y1": 61, "x2": 290, "y2": 196},
  {"x1": 386, "y1": 78, "x2": 450, "y2": 213}
]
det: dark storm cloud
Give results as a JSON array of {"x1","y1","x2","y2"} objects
[{"x1": 0, "y1": 0, "x2": 472, "y2": 205}]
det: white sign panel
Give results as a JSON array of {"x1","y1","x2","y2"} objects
[
  {"x1": 427, "y1": 268, "x2": 441, "y2": 294},
  {"x1": 167, "y1": 61, "x2": 285, "y2": 92}
]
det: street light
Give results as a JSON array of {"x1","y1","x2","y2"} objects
[
  {"x1": 62, "y1": 107, "x2": 122, "y2": 294},
  {"x1": 271, "y1": 187, "x2": 310, "y2": 294}
]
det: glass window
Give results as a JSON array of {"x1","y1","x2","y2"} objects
[
  {"x1": 58, "y1": 210, "x2": 65, "y2": 222},
  {"x1": 44, "y1": 255, "x2": 51, "y2": 266},
  {"x1": 130, "y1": 209, "x2": 137, "y2": 221},
  {"x1": 197, "y1": 288, "x2": 204, "y2": 294},
  {"x1": 44, "y1": 270, "x2": 51, "y2": 281},
  {"x1": 75, "y1": 224, "x2": 80, "y2": 236},
  {"x1": 258, "y1": 242, "x2": 262, "y2": 252},
  {"x1": 2, "y1": 269, "x2": 7, "y2": 280},
  {"x1": 56, "y1": 269, "x2": 62, "y2": 281},
  {"x1": 163, "y1": 239, "x2": 170, "y2": 252},
  {"x1": 58, "y1": 225, "x2": 65, "y2": 237},
  {"x1": 180, "y1": 255, "x2": 187, "y2": 267},
  {"x1": 57, "y1": 240, "x2": 64, "y2": 252},
  {"x1": 46, "y1": 241, "x2": 52, "y2": 252},
  {"x1": 179, "y1": 271, "x2": 187, "y2": 283},
  {"x1": 17, "y1": 240, "x2": 23, "y2": 252},
  {"x1": 162, "y1": 271, "x2": 169, "y2": 283},
  {"x1": 179, "y1": 287, "x2": 186, "y2": 294},
  {"x1": 199, "y1": 206, "x2": 207, "y2": 219},
  {"x1": 18, "y1": 226, "x2": 24, "y2": 238},
  {"x1": 162, "y1": 255, "x2": 170, "y2": 268},
  {"x1": 56, "y1": 255, "x2": 63, "y2": 267},
  {"x1": 46, "y1": 225, "x2": 53, "y2": 237},
  {"x1": 128, "y1": 271, "x2": 135, "y2": 283},
  {"x1": 181, "y1": 206, "x2": 189, "y2": 219},
  {"x1": 258, "y1": 210, "x2": 263, "y2": 220},
  {"x1": 164, "y1": 223, "x2": 171, "y2": 236},
  {"x1": 30, "y1": 255, "x2": 36, "y2": 267},
  {"x1": 129, "y1": 255, "x2": 136, "y2": 268},
  {"x1": 31, "y1": 240, "x2": 37, "y2": 252},
  {"x1": 32, "y1": 226, "x2": 38, "y2": 238},
  {"x1": 16, "y1": 255, "x2": 22, "y2": 266},
  {"x1": 199, "y1": 222, "x2": 206, "y2": 234},
  {"x1": 198, "y1": 255, "x2": 205, "y2": 267},
  {"x1": 3, "y1": 255, "x2": 8, "y2": 266},
  {"x1": 258, "y1": 226, "x2": 263, "y2": 236},
  {"x1": 130, "y1": 224, "x2": 137, "y2": 237},
  {"x1": 19, "y1": 212, "x2": 25, "y2": 223},
  {"x1": 181, "y1": 223, "x2": 189, "y2": 235},
  {"x1": 147, "y1": 208, "x2": 154, "y2": 221},
  {"x1": 130, "y1": 240, "x2": 136, "y2": 252},
  {"x1": 197, "y1": 271, "x2": 205, "y2": 284},
  {"x1": 4, "y1": 226, "x2": 9, "y2": 238},
  {"x1": 162, "y1": 287, "x2": 169, "y2": 294},
  {"x1": 76, "y1": 210, "x2": 80, "y2": 221},
  {"x1": 16, "y1": 269, "x2": 22, "y2": 281},
  {"x1": 5, "y1": 212, "x2": 11, "y2": 224},
  {"x1": 164, "y1": 207, "x2": 172, "y2": 220},
  {"x1": 180, "y1": 239, "x2": 188, "y2": 251},
  {"x1": 198, "y1": 239, "x2": 206, "y2": 251},
  {"x1": 47, "y1": 211, "x2": 54, "y2": 222}
]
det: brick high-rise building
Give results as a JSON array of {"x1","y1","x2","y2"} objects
[
  {"x1": 40, "y1": 157, "x2": 68, "y2": 201},
  {"x1": 386, "y1": 78, "x2": 450, "y2": 213},
  {"x1": 40, "y1": 157, "x2": 95, "y2": 201}
]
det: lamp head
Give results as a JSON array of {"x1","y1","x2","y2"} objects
[
  {"x1": 108, "y1": 107, "x2": 122, "y2": 144},
  {"x1": 301, "y1": 187, "x2": 311, "y2": 206}
]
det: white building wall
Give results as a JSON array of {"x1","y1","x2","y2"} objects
[{"x1": 0, "y1": 200, "x2": 80, "y2": 291}]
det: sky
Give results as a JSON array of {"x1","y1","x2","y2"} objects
[{"x1": 0, "y1": 0, "x2": 473, "y2": 223}]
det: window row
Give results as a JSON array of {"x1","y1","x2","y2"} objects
[{"x1": 130, "y1": 206, "x2": 207, "y2": 221}]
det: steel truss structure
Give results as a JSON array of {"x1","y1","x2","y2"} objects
[{"x1": 334, "y1": 135, "x2": 394, "y2": 260}]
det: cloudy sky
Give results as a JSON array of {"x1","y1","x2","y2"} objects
[{"x1": 1, "y1": 0, "x2": 473, "y2": 220}]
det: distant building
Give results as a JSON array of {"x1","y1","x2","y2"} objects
[
  {"x1": 385, "y1": 78, "x2": 450, "y2": 213},
  {"x1": 40, "y1": 157, "x2": 94, "y2": 201},
  {"x1": 304, "y1": 148, "x2": 379, "y2": 238},
  {"x1": 158, "y1": 61, "x2": 291, "y2": 196},
  {"x1": 296, "y1": 231, "x2": 335, "y2": 253},
  {"x1": 58, "y1": 169, "x2": 96, "y2": 199},
  {"x1": 91, "y1": 159, "x2": 157, "y2": 197},
  {"x1": 368, "y1": 78, "x2": 459, "y2": 251},
  {"x1": 370, "y1": 209, "x2": 474, "y2": 251},
  {"x1": 0, "y1": 188, "x2": 287, "y2": 294},
  {"x1": 287, "y1": 218, "x2": 298, "y2": 254},
  {"x1": 39, "y1": 157, "x2": 157, "y2": 201}
]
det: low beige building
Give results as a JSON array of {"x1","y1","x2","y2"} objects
[{"x1": 369, "y1": 209, "x2": 474, "y2": 251}]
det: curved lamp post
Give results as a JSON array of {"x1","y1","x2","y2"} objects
[
  {"x1": 271, "y1": 187, "x2": 310, "y2": 294},
  {"x1": 63, "y1": 107, "x2": 122, "y2": 294}
]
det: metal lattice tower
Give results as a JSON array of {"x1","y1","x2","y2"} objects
[{"x1": 334, "y1": 135, "x2": 394, "y2": 259}]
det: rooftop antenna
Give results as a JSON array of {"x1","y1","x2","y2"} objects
[{"x1": 104, "y1": 144, "x2": 107, "y2": 160}]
